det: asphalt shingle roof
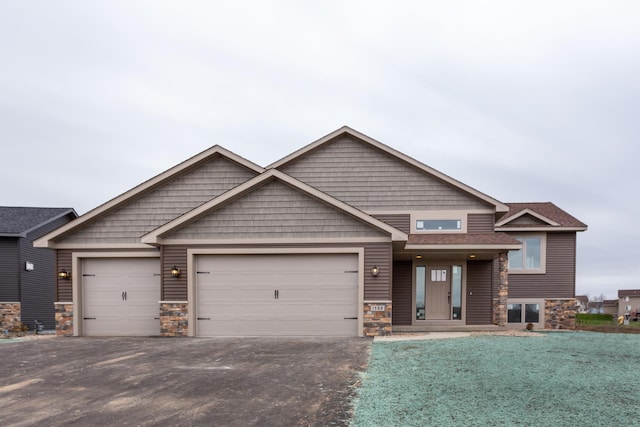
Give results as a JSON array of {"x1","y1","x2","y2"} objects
[
  {"x1": 0, "y1": 207, "x2": 75, "y2": 236},
  {"x1": 500, "y1": 202, "x2": 587, "y2": 229}
]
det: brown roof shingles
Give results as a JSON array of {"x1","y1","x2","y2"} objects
[
  {"x1": 499, "y1": 202, "x2": 587, "y2": 229},
  {"x1": 619, "y1": 289, "x2": 640, "y2": 298},
  {"x1": 407, "y1": 233, "x2": 521, "y2": 246}
]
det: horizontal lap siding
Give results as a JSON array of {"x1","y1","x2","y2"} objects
[
  {"x1": 0, "y1": 238, "x2": 19, "y2": 300},
  {"x1": 466, "y1": 260, "x2": 493, "y2": 325},
  {"x1": 279, "y1": 136, "x2": 491, "y2": 212},
  {"x1": 373, "y1": 214, "x2": 410, "y2": 234},
  {"x1": 364, "y1": 242, "x2": 393, "y2": 300},
  {"x1": 508, "y1": 233, "x2": 576, "y2": 299},
  {"x1": 60, "y1": 157, "x2": 258, "y2": 244},
  {"x1": 392, "y1": 261, "x2": 412, "y2": 325},
  {"x1": 162, "y1": 246, "x2": 188, "y2": 300},
  {"x1": 168, "y1": 180, "x2": 386, "y2": 240},
  {"x1": 468, "y1": 213, "x2": 495, "y2": 233},
  {"x1": 56, "y1": 250, "x2": 73, "y2": 301}
]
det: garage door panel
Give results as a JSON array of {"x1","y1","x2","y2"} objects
[
  {"x1": 196, "y1": 254, "x2": 359, "y2": 336},
  {"x1": 82, "y1": 258, "x2": 160, "y2": 336}
]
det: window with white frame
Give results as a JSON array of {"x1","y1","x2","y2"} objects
[
  {"x1": 507, "y1": 300, "x2": 543, "y2": 325},
  {"x1": 508, "y1": 234, "x2": 546, "y2": 273}
]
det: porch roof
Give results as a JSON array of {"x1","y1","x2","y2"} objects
[{"x1": 405, "y1": 233, "x2": 522, "y2": 250}]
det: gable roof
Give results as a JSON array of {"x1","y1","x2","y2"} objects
[
  {"x1": 268, "y1": 126, "x2": 510, "y2": 213},
  {"x1": 34, "y1": 146, "x2": 264, "y2": 248},
  {"x1": 495, "y1": 202, "x2": 587, "y2": 232},
  {"x1": 0, "y1": 207, "x2": 77, "y2": 237},
  {"x1": 141, "y1": 169, "x2": 408, "y2": 245}
]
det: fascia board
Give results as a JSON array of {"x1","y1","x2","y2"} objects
[
  {"x1": 404, "y1": 243, "x2": 523, "y2": 251},
  {"x1": 34, "y1": 146, "x2": 264, "y2": 248},
  {"x1": 496, "y1": 226, "x2": 588, "y2": 232},
  {"x1": 268, "y1": 126, "x2": 509, "y2": 213},
  {"x1": 142, "y1": 169, "x2": 408, "y2": 244}
]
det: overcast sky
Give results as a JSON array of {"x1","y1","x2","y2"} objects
[{"x1": 1, "y1": 1, "x2": 638, "y2": 299}]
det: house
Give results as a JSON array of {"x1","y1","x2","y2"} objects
[
  {"x1": 575, "y1": 295, "x2": 589, "y2": 313},
  {"x1": 618, "y1": 289, "x2": 640, "y2": 319},
  {"x1": 1, "y1": 207, "x2": 77, "y2": 331},
  {"x1": 602, "y1": 299, "x2": 619, "y2": 317},
  {"x1": 34, "y1": 127, "x2": 587, "y2": 337}
]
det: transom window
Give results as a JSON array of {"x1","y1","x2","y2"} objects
[
  {"x1": 416, "y1": 219, "x2": 462, "y2": 231},
  {"x1": 508, "y1": 235, "x2": 546, "y2": 274}
]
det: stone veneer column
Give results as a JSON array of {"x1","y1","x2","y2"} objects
[
  {"x1": 545, "y1": 299, "x2": 577, "y2": 329},
  {"x1": 495, "y1": 252, "x2": 509, "y2": 327},
  {"x1": 0, "y1": 302, "x2": 21, "y2": 332},
  {"x1": 363, "y1": 302, "x2": 392, "y2": 337},
  {"x1": 55, "y1": 302, "x2": 74, "y2": 336},
  {"x1": 160, "y1": 302, "x2": 189, "y2": 337}
]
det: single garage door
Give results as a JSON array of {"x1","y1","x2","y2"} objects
[
  {"x1": 196, "y1": 253, "x2": 359, "y2": 336},
  {"x1": 82, "y1": 258, "x2": 160, "y2": 336}
]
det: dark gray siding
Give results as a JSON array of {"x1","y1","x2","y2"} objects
[
  {"x1": 0, "y1": 238, "x2": 19, "y2": 300},
  {"x1": 468, "y1": 213, "x2": 494, "y2": 233},
  {"x1": 508, "y1": 233, "x2": 576, "y2": 299},
  {"x1": 372, "y1": 214, "x2": 410, "y2": 234},
  {"x1": 391, "y1": 261, "x2": 412, "y2": 325},
  {"x1": 466, "y1": 260, "x2": 493, "y2": 325}
]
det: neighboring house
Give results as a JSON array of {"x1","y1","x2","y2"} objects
[
  {"x1": 34, "y1": 127, "x2": 587, "y2": 337},
  {"x1": 575, "y1": 295, "x2": 589, "y2": 313},
  {"x1": 618, "y1": 289, "x2": 640, "y2": 318},
  {"x1": 587, "y1": 302, "x2": 604, "y2": 314},
  {"x1": 1, "y1": 207, "x2": 77, "y2": 331},
  {"x1": 602, "y1": 300, "x2": 619, "y2": 316}
]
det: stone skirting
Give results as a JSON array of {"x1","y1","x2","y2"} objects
[
  {"x1": 363, "y1": 302, "x2": 392, "y2": 337},
  {"x1": 495, "y1": 253, "x2": 509, "y2": 326},
  {"x1": 1, "y1": 302, "x2": 21, "y2": 332},
  {"x1": 545, "y1": 299, "x2": 577, "y2": 330},
  {"x1": 55, "y1": 302, "x2": 74, "y2": 336},
  {"x1": 160, "y1": 302, "x2": 188, "y2": 337}
]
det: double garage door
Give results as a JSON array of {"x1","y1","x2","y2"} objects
[
  {"x1": 80, "y1": 254, "x2": 359, "y2": 337},
  {"x1": 195, "y1": 254, "x2": 359, "y2": 336}
]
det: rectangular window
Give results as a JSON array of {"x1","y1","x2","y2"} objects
[
  {"x1": 416, "y1": 266, "x2": 426, "y2": 320},
  {"x1": 508, "y1": 304, "x2": 522, "y2": 323},
  {"x1": 525, "y1": 304, "x2": 540, "y2": 323},
  {"x1": 508, "y1": 235, "x2": 545, "y2": 273},
  {"x1": 452, "y1": 265, "x2": 462, "y2": 320},
  {"x1": 416, "y1": 219, "x2": 461, "y2": 231}
]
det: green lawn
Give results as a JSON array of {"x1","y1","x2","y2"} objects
[
  {"x1": 576, "y1": 313, "x2": 640, "y2": 333},
  {"x1": 352, "y1": 332, "x2": 640, "y2": 426}
]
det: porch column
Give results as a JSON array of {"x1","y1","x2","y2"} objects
[{"x1": 496, "y1": 252, "x2": 509, "y2": 326}]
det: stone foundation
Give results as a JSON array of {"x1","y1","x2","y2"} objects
[
  {"x1": 494, "y1": 253, "x2": 509, "y2": 326},
  {"x1": 545, "y1": 299, "x2": 577, "y2": 330},
  {"x1": 55, "y1": 302, "x2": 74, "y2": 336},
  {"x1": 160, "y1": 302, "x2": 189, "y2": 337},
  {"x1": 363, "y1": 302, "x2": 392, "y2": 337},
  {"x1": 0, "y1": 302, "x2": 21, "y2": 332}
]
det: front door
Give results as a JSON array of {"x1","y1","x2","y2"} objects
[{"x1": 426, "y1": 266, "x2": 451, "y2": 320}]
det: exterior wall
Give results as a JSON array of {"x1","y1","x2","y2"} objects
[
  {"x1": 0, "y1": 302, "x2": 21, "y2": 332},
  {"x1": 166, "y1": 180, "x2": 387, "y2": 240},
  {"x1": 278, "y1": 135, "x2": 491, "y2": 212},
  {"x1": 0, "y1": 238, "x2": 19, "y2": 301},
  {"x1": 545, "y1": 299, "x2": 576, "y2": 329},
  {"x1": 468, "y1": 213, "x2": 495, "y2": 233},
  {"x1": 363, "y1": 302, "x2": 392, "y2": 336},
  {"x1": 363, "y1": 242, "x2": 393, "y2": 300},
  {"x1": 391, "y1": 261, "x2": 412, "y2": 325},
  {"x1": 507, "y1": 233, "x2": 576, "y2": 299},
  {"x1": 373, "y1": 214, "x2": 410, "y2": 234},
  {"x1": 59, "y1": 157, "x2": 258, "y2": 244},
  {"x1": 467, "y1": 260, "x2": 494, "y2": 325},
  {"x1": 162, "y1": 246, "x2": 187, "y2": 301},
  {"x1": 160, "y1": 302, "x2": 188, "y2": 337},
  {"x1": 618, "y1": 296, "x2": 640, "y2": 317},
  {"x1": 55, "y1": 302, "x2": 74, "y2": 336},
  {"x1": 56, "y1": 250, "x2": 73, "y2": 302}
]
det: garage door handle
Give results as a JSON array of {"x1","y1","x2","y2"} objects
[
  {"x1": 344, "y1": 317, "x2": 358, "y2": 320},
  {"x1": 84, "y1": 317, "x2": 96, "y2": 320},
  {"x1": 197, "y1": 317, "x2": 211, "y2": 320}
]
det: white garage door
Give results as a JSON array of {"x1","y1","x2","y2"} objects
[
  {"x1": 82, "y1": 258, "x2": 160, "y2": 336},
  {"x1": 196, "y1": 254, "x2": 359, "y2": 336}
]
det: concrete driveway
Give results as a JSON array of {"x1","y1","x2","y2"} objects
[{"x1": 0, "y1": 336, "x2": 371, "y2": 427}]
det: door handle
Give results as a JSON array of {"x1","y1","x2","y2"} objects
[
  {"x1": 122, "y1": 291, "x2": 125, "y2": 301},
  {"x1": 274, "y1": 289, "x2": 279, "y2": 299}
]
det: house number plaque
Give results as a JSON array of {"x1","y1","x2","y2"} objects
[{"x1": 370, "y1": 305, "x2": 386, "y2": 312}]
